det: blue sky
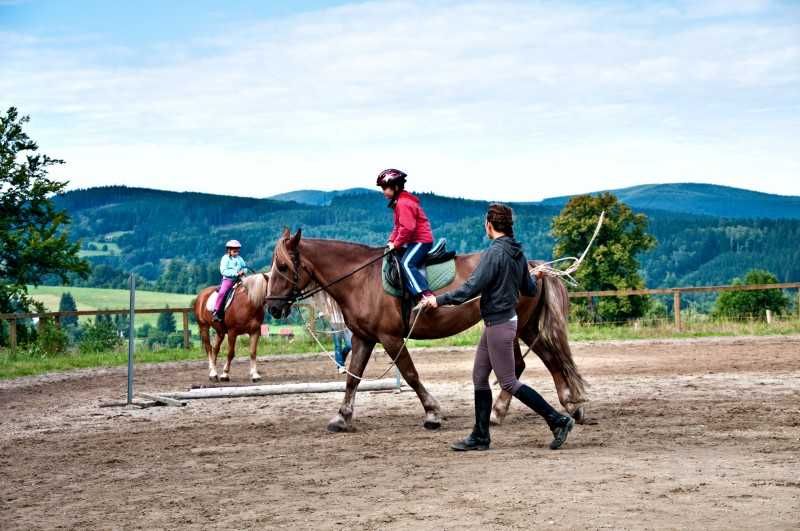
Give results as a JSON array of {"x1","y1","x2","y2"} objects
[{"x1": 1, "y1": 0, "x2": 798, "y2": 201}]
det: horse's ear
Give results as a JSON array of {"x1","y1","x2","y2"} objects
[
  {"x1": 288, "y1": 228, "x2": 302, "y2": 249},
  {"x1": 281, "y1": 227, "x2": 291, "y2": 239}
]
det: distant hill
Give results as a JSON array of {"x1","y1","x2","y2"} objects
[
  {"x1": 47, "y1": 184, "x2": 800, "y2": 296},
  {"x1": 268, "y1": 187, "x2": 375, "y2": 206},
  {"x1": 540, "y1": 183, "x2": 800, "y2": 219}
]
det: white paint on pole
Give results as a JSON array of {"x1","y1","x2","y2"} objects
[{"x1": 163, "y1": 379, "x2": 402, "y2": 400}]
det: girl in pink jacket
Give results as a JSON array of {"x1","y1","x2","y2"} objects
[{"x1": 376, "y1": 169, "x2": 435, "y2": 301}]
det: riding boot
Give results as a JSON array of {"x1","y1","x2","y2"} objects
[
  {"x1": 513, "y1": 384, "x2": 575, "y2": 450},
  {"x1": 451, "y1": 389, "x2": 492, "y2": 451},
  {"x1": 212, "y1": 310, "x2": 222, "y2": 322}
]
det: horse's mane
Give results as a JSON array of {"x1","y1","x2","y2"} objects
[{"x1": 241, "y1": 273, "x2": 268, "y2": 307}]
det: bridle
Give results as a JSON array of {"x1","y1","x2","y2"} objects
[{"x1": 266, "y1": 244, "x2": 393, "y2": 306}]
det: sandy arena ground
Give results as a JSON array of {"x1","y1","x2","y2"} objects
[{"x1": 1, "y1": 336, "x2": 799, "y2": 530}]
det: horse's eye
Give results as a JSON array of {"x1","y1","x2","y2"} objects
[{"x1": 277, "y1": 264, "x2": 288, "y2": 273}]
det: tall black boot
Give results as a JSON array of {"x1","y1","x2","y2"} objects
[
  {"x1": 513, "y1": 384, "x2": 575, "y2": 450},
  {"x1": 451, "y1": 389, "x2": 492, "y2": 451}
]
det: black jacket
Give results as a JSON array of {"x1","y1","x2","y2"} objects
[{"x1": 436, "y1": 236, "x2": 537, "y2": 325}]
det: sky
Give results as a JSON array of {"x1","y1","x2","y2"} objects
[{"x1": 1, "y1": 0, "x2": 798, "y2": 202}]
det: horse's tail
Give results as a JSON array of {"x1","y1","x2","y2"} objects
[{"x1": 538, "y1": 274, "x2": 588, "y2": 404}]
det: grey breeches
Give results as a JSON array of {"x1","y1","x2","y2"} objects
[{"x1": 473, "y1": 318, "x2": 521, "y2": 394}]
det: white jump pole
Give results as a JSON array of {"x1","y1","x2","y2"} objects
[{"x1": 163, "y1": 378, "x2": 401, "y2": 400}]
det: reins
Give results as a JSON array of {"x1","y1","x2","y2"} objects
[{"x1": 266, "y1": 248, "x2": 393, "y2": 304}]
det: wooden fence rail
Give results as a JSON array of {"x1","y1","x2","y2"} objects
[
  {"x1": 1, "y1": 282, "x2": 798, "y2": 348},
  {"x1": 568, "y1": 282, "x2": 800, "y2": 331},
  {"x1": 0, "y1": 307, "x2": 193, "y2": 351}
]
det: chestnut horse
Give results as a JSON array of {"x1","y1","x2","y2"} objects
[
  {"x1": 266, "y1": 229, "x2": 587, "y2": 432},
  {"x1": 194, "y1": 273, "x2": 270, "y2": 382}
]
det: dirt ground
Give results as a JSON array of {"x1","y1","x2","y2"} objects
[{"x1": 1, "y1": 336, "x2": 799, "y2": 530}]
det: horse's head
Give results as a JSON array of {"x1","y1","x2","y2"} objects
[{"x1": 267, "y1": 228, "x2": 313, "y2": 319}]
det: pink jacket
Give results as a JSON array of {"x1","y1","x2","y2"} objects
[{"x1": 389, "y1": 191, "x2": 434, "y2": 247}]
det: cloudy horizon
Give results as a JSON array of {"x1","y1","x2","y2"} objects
[{"x1": 1, "y1": 0, "x2": 798, "y2": 202}]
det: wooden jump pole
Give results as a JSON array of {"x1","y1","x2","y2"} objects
[{"x1": 163, "y1": 379, "x2": 403, "y2": 400}]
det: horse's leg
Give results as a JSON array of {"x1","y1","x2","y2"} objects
[
  {"x1": 531, "y1": 339, "x2": 585, "y2": 422},
  {"x1": 327, "y1": 335, "x2": 375, "y2": 433},
  {"x1": 490, "y1": 338, "x2": 526, "y2": 426},
  {"x1": 220, "y1": 332, "x2": 236, "y2": 382},
  {"x1": 248, "y1": 331, "x2": 262, "y2": 382},
  {"x1": 200, "y1": 324, "x2": 217, "y2": 381},
  {"x1": 208, "y1": 328, "x2": 224, "y2": 382},
  {"x1": 381, "y1": 335, "x2": 442, "y2": 430}
]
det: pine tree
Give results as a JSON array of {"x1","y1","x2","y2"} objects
[
  {"x1": 58, "y1": 292, "x2": 79, "y2": 328},
  {"x1": 157, "y1": 307, "x2": 177, "y2": 333}
]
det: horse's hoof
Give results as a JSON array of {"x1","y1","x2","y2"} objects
[
  {"x1": 572, "y1": 406, "x2": 586, "y2": 424},
  {"x1": 326, "y1": 416, "x2": 352, "y2": 433},
  {"x1": 489, "y1": 410, "x2": 504, "y2": 426},
  {"x1": 423, "y1": 419, "x2": 441, "y2": 430},
  {"x1": 209, "y1": 375, "x2": 219, "y2": 382},
  {"x1": 220, "y1": 375, "x2": 230, "y2": 382},
  {"x1": 251, "y1": 375, "x2": 262, "y2": 383}
]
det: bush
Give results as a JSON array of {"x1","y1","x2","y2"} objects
[
  {"x1": 713, "y1": 269, "x2": 790, "y2": 319},
  {"x1": 79, "y1": 319, "x2": 121, "y2": 354},
  {"x1": 37, "y1": 319, "x2": 69, "y2": 356},
  {"x1": 136, "y1": 323, "x2": 152, "y2": 338}
]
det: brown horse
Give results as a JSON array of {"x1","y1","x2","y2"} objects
[
  {"x1": 266, "y1": 229, "x2": 587, "y2": 432},
  {"x1": 195, "y1": 273, "x2": 270, "y2": 382}
]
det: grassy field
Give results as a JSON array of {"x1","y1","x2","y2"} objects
[{"x1": 26, "y1": 285, "x2": 195, "y2": 328}]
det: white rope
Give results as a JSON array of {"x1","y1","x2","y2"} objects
[
  {"x1": 301, "y1": 306, "x2": 426, "y2": 382},
  {"x1": 529, "y1": 210, "x2": 605, "y2": 286}
]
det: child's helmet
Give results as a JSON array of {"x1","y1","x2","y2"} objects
[
  {"x1": 225, "y1": 240, "x2": 242, "y2": 249},
  {"x1": 376, "y1": 169, "x2": 407, "y2": 188}
]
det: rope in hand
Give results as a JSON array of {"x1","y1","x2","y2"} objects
[{"x1": 302, "y1": 305, "x2": 427, "y2": 382}]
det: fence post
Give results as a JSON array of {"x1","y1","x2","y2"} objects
[
  {"x1": 127, "y1": 274, "x2": 136, "y2": 405},
  {"x1": 9, "y1": 318, "x2": 16, "y2": 350},
  {"x1": 182, "y1": 310, "x2": 190, "y2": 349},
  {"x1": 673, "y1": 290, "x2": 681, "y2": 331}
]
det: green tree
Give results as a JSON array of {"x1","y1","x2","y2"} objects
[
  {"x1": 713, "y1": 269, "x2": 790, "y2": 319},
  {"x1": 0, "y1": 107, "x2": 89, "y2": 337},
  {"x1": 58, "y1": 292, "x2": 79, "y2": 328},
  {"x1": 552, "y1": 193, "x2": 656, "y2": 322},
  {"x1": 157, "y1": 307, "x2": 177, "y2": 333}
]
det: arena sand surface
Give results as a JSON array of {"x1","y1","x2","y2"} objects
[{"x1": 1, "y1": 336, "x2": 799, "y2": 530}]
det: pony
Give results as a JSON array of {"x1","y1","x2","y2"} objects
[
  {"x1": 194, "y1": 273, "x2": 270, "y2": 382},
  {"x1": 266, "y1": 229, "x2": 586, "y2": 432}
]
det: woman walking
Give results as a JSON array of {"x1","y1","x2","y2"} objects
[{"x1": 420, "y1": 203, "x2": 575, "y2": 451}]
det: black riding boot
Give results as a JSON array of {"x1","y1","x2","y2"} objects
[
  {"x1": 513, "y1": 384, "x2": 575, "y2": 450},
  {"x1": 451, "y1": 389, "x2": 492, "y2": 451}
]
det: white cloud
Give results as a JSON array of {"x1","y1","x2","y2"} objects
[{"x1": 1, "y1": 0, "x2": 798, "y2": 199}]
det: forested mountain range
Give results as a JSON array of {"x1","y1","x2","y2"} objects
[
  {"x1": 48, "y1": 184, "x2": 800, "y2": 294},
  {"x1": 539, "y1": 183, "x2": 800, "y2": 220}
]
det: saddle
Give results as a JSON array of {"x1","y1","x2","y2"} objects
[
  {"x1": 205, "y1": 281, "x2": 240, "y2": 315},
  {"x1": 382, "y1": 238, "x2": 456, "y2": 297}
]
